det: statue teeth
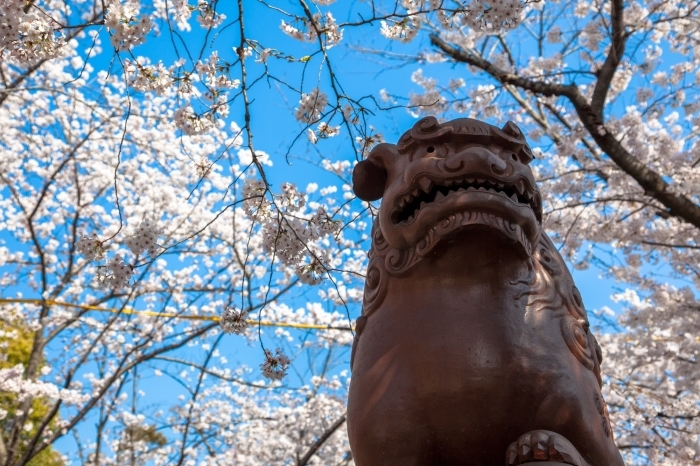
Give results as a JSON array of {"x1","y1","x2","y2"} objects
[
  {"x1": 418, "y1": 178, "x2": 433, "y2": 193},
  {"x1": 435, "y1": 191, "x2": 446, "y2": 201},
  {"x1": 412, "y1": 189, "x2": 420, "y2": 197},
  {"x1": 478, "y1": 186, "x2": 486, "y2": 191},
  {"x1": 419, "y1": 201, "x2": 427, "y2": 209},
  {"x1": 466, "y1": 177, "x2": 475, "y2": 184},
  {"x1": 515, "y1": 181, "x2": 524, "y2": 196},
  {"x1": 510, "y1": 193, "x2": 518, "y2": 202}
]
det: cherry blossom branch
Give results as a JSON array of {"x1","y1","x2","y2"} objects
[
  {"x1": 151, "y1": 356, "x2": 271, "y2": 388},
  {"x1": 175, "y1": 333, "x2": 224, "y2": 466},
  {"x1": 640, "y1": 240, "x2": 700, "y2": 250},
  {"x1": 429, "y1": 33, "x2": 700, "y2": 232},
  {"x1": 296, "y1": 0, "x2": 361, "y2": 158},
  {"x1": 590, "y1": 0, "x2": 627, "y2": 116},
  {"x1": 235, "y1": 0, "x2": 270, "y2": 186},
  {"x1": 20, "y1": 322, "x2": 219, "y2": 464}
]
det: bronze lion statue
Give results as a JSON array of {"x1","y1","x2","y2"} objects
[{"x1": 347, "y1": 117, "x2": 625, "y2": 466}]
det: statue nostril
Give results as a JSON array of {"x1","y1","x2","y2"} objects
[
  {"x1": 491, "y1": 163, "x2": 506, "y2": 175},
  {"x1": 511, "y1": 153, "x2": 518, "y2": 162},
  {"x1": 427, "y1": 146, "x2": 435, "y2": 153}
]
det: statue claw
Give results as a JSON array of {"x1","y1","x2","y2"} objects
[{"x1": 505, "y1": 430, "x2": 591, "y2": 466}]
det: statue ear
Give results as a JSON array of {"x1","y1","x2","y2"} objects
[
  {"x1": 519, "y1": 145, "x2": 535, "y2": 165},
  {"x1": 352, "y1": 143, "x2": 397, "y2": 201},
  {"x1": 500, "y1": 121, "x2": 534, "y2": 165}
]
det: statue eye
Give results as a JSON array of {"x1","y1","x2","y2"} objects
[{"x1": 426, "y1": 144, "x2": 448, "y2": 157}]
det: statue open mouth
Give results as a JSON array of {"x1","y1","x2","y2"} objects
[
  {"x1": 383, "y1": 169, "x2": 542, "y2": 260},
  {"x1": 391, "y1": 175, "x2": 540, "y2": 225}
]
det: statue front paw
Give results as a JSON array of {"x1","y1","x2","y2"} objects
[{"x1": 505, "y1": 430, "x2": 591, "y2": 466}]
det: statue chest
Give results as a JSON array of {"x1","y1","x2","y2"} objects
[{"x1": 351, "y1": 280, "x2": 568, "y2": 398}]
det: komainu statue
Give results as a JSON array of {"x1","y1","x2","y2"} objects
[{"x1": 347, "y1": 117, "x2": 625, "y2": 466}]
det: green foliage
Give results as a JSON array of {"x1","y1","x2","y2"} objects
[
  {"x1": 0, "y1": 322, "x2": 63, "y2": 466},
  {"x1": 26, "y1": 448, "x2": 63, "y2": 466},
  {"x1": 126, "y1": 425, "x2": 167, "y2": 447}
]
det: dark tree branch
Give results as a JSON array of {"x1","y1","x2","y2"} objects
[
  {"x1": 296, "y1": 414, "x2": 346, "y2": 466},
  {"x1": 430, "y1": 34, "x2": 575, "y2": 97},
  {"x1": 429, "y1": 34, "x2": 700, "y2": 232},
  {"x1": 590, "y1": 0, "x2": 627, "y2": 116}
]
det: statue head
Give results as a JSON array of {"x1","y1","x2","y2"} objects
[
  {"x1": 353, "y1": 116, "x2": 542, "y2": 272},
  {"x1": 351, "y1": 117, "x2": 603, "y2": 387}
]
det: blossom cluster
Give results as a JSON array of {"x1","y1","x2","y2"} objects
[
  {"x1": 76, "y1": 220, "x2": 160, "y2": 289},
  {"x1": 380, "y1": 17, "x2": 422, "y2": 43},
  {"x1": 380, "y1": 0, "x2": 526, "y2": 43},
  {"x1": 123, "y1": 60, "x2": 174, "y2": 94},
  {"x1": 243, "y1": 179, "x2": 341, "y2": 285},
  {"x1": 196, "y1": 1, "x2": 226, "y2": 28},
  {"x1": 295, "y1": 88, "x2": 329, "y2": 124},
  {"x1": 104, "y1": 0, "x2": 152, "y2": 51},
  {"x1": 197, "y1": 51, "x2": 239, "y2": 89},
  {"x1": 125, "y1": 219, "x2": 159, "y2": 257},
  {"x1": 0, "y1": 365, "x2": 89, "y2": 405},
  {"x1": 95, "y1": 254, "x2": 134, "y2": 289},
  {"x1": 219, "y1": 306, "x2": 249, "y2": 335},
  {"x1": 174, "y1": 105, "x2": 214, "y2": 136},
  {"x1": 0, "y1": 0, "x2": 63, "y2": 62},
  {"x1": 259, "y1": 347, "x2": 291, "y2": 380},
  {"x1": 76, "y1": 232, "x2": 106, "y2": 262},
  {"x1": 280, "y1": 12, "x2": 343, "y2": 48},
  {"x1": 144, "y1": 50, "x2": 242, "y2": 134},
  {"x1": 355, "y1": 129, "x2": 385, "y2": 156},
  {"x1": 408, "y1": 68, "x2": 448, "y2": 116},
  {"x1": 165, "y1": 0, "x2": 192, "y2": 30},
  {"x1": 165, "y1": 374, "x2": 351, "y2": 463},
  {"x1": 464, "y1": 0, "x2": 524, "y2": 32},
  {"x1": 307, "y1": 121, "x2": 341, "y2": 143}
]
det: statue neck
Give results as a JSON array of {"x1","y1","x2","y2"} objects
[{"x1": 389, "y1": 231, "x2": 532, "y2": 299}]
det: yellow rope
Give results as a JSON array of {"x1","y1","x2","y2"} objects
[
  {"x1": 0, "y1": 298, "x2": 353, "y2": 331},
  {"x1": 10, "y1": 300, "x2": 696, "y2": 342}
]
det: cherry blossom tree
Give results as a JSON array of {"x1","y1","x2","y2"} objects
[{"x1": 1, "y1": 0, "x2": 699, "y2": 465}]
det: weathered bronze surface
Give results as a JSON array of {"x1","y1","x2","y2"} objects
[{"x1": 347, "y1": 117, "x2": 625, "y2": 466}]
